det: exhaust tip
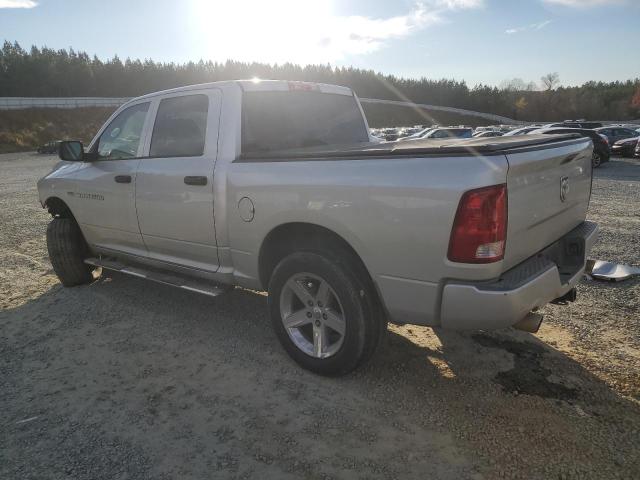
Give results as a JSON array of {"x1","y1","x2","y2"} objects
[{"x1": 513, "y1": 312, "x2": 543, "y2": 333}]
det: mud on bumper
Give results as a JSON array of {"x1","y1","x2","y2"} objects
[{"x1": 440, "y1": 221, "x2": 598, "y2": 330}]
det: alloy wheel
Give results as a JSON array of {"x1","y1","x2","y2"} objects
[{"x1": 279, "y1": 272, "x2": 346, "y2": 358}]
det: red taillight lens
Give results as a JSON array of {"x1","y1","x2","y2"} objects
[{"x1": 448, "y1": 184, "x2": 507, "y2": 264}]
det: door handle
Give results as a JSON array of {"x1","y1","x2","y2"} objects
[
  {"x1": 114, "y1": 175, "x2": 132, "y2": 184},
  {"x1": 184, "y1": 176, "x2": 208, "y2": 186}
]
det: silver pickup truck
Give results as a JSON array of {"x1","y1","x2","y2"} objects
[{"x1": 38, "y1": 80, "x2": 597, "y2": 375}]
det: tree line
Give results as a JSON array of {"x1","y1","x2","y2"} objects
[{"x1": 1, "y1": 41, "x2": 639, "y2": 123}]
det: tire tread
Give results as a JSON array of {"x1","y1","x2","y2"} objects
[{"x1": 46, "y1": 218, "x2": 93, "y2": 287}]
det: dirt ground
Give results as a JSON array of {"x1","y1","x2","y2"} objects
[{"x1": 1, "y1": 153, "x2": 639, "y2": 480}]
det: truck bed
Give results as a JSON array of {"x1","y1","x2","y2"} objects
[{"x1": 237, "y1": 134, "x2": 586, "y2": 161}]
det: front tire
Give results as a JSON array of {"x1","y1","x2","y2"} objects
[
  {"x1": 268, "y1": 251, "x2": 383, "y2": 376},
  {"x1": 46, "y1": 217, "x2": 94, "y2": 287}
]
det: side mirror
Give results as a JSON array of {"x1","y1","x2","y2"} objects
[{"x1": 58, "y1": 140, "x2": 84, "y2": 161}]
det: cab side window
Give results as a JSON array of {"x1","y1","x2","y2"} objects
[
  {"x1": 150, "y1": 94, "x2": 209, "y2": 157},
  {"x1": 96, "y1": 102, "x2": 150, "y2": 160}
]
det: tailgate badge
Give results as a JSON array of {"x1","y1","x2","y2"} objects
[{"x1": 560, "y1": 176, "x2": 569, "y2": 202}]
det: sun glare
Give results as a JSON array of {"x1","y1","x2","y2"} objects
[
  {"x1": 188, "y1": 0, "x2": 431, "y2": 66},
  {"x1": 190, "y1": 0, "x2": 337, "y2": 65}
]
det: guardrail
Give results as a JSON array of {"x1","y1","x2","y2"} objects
[
  {"x1": 1, "y1": 97, "x2": 637, "y2": 128},
  {"x1": 0, "y1": 96, "x2": 524, "y2": 123},
  {"x1": 0, "y1": 97, "x2": 131, "y2": 110}
]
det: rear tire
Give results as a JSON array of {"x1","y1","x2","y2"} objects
[
  {"x1": 268, "y1": 251, "x2": 383, "y2": 376},
  {"x1": 592, "y1": 152, "x2": 602, "y2": 168},
  {"x1": 46, "y1": 217, "x2": 94, "y2": 287}
]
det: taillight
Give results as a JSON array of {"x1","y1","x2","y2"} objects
[{"x1": 448, "y1": 184, "x2": 507, "y2": 264}]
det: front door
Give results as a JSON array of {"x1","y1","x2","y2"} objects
[
  {"x1": 73, "y1": 101, "x2": 151, "y2": 257},
  {"x1": 135, "y1": 90, "x2": 221, "y2": 272}
]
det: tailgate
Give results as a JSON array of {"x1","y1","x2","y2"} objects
[{"x1": 503, "y1": 136, "x2": 593, "y2": 270}]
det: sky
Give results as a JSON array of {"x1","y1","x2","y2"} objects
[{"x1": 0, "y1": 0, "x2": 639, "y2": 87}]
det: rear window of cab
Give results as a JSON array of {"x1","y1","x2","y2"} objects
[{"x1": 241, "y1": 91, "x2": 369, "y2": 154}]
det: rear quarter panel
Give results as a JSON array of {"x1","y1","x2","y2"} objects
[{"x1": 225, "y1": 154, "x2": 508, "y2": 324}]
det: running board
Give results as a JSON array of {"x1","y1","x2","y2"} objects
[{"x1": 84, "y1": 257, "x2": 228, "y2": 298}]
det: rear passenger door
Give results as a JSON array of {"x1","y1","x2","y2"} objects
[{"x1": 135, "y1": 90, "x2": 222, "y2": 272}]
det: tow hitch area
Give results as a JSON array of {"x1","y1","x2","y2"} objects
[
  {"x1": 551, "y1": 288, "x2": 577, "y2": 305},
  {"x1": 513, "y1": 312, "x2": 544, "y2": 333}
]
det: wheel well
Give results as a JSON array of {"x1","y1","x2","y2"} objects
[
  {"x1": 258, "y1": 222, "x2": 375, "y2": 294},
  {"x1": 45, "y1": 197, "x2": 74, "y2": 219}
]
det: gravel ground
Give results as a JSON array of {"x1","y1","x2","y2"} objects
[{"x1": 1, "y1": 152, "x2": 639, "y2": 480}]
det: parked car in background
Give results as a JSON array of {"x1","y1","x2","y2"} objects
[
  {"x1": 612, "y1": 136, "x2": 639, "y2": 157},
  {"x1": 529, "y1": 127, "x2": 610, "y2": 167},
  {"x1": 399, "y1": 126, "x2": 437, "y2": 141},
  {"x1": 636, "y1": 139, "x2": 640, "y2": 158},
  {"x1": 474, "y1": 126, "x2": 498, "y2": 134},
  {"x1": 37, "y1": 140, "x2": 61, "y2": 154},
  {"x1": 503, "y1": 126, "x2": 543, "y2": 136},
  {"x1": 595, "y1": 126, "x2": 640, "y2": 145},
  {"x1": 543, "y1": 121, "x2": 603, "y2": 129},
  {"x1": 422, "y1": 127, "x2": 474, "y2": 139},
  {"x1": 398, "y1": 127, "x2": 422, "y2": 138},
  {"x1": 378, "y1": 128, "x2": 400, "y2": 141},
  {"x1": 473, "y1": 131, "x2": 503, "y2": 138}
]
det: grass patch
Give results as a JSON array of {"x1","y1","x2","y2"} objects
[{"x1": 0, "y1": 107, "x2": 116, "y2": 154}]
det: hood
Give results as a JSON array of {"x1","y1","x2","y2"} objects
[{"x1": 614, "y1": 136, "x2": 640, "y2": 146}]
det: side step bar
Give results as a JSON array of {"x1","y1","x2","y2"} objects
[{"x1": 84, "y1": 257, "x2": 229, "y2": 298}]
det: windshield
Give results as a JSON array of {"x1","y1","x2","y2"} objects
[{"x1": 241, "y1": 91, "x2": 369, "y2": 154}]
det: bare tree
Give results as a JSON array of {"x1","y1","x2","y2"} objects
[
  {"x1": 500, "y1": 78, "x2": 539, "y2": 92},
  {"x1": 500, "y1": 78, "x2": 527, "y2": 92},
  {"x1": 541, "y1": 72, "x2": 560, "y2": 91},
  {"x1": 632, "y1": 86, "x2": 640, "y2": 112},
  {"x1": 526, "y1": 81, "x2": 539, "y2": 91}
]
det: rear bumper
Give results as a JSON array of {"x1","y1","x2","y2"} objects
[{"x1": 440, "y1": 221, "x2": 598, "y2": 330}]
